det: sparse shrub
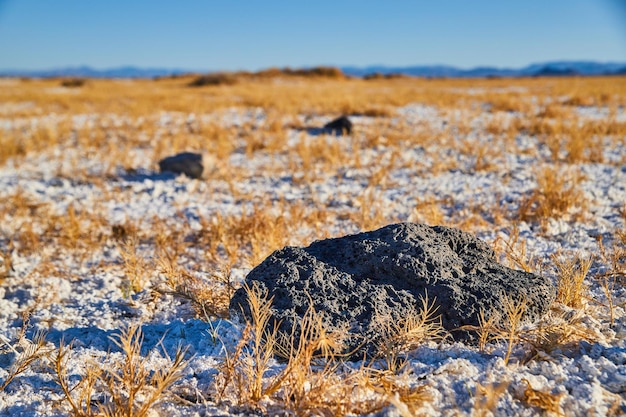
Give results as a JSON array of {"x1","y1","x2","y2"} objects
[
  {"x1": 364, "y1": 72, "x2": 386, "y2": 80},
  {"x1": 120, "y1": 236, "x2": 149, "y2": 296},
  {"x1": 553, "y1": 253, "x2": 592, "y2": 308},
  {"x1": 60, "y1": 78, "x2": 86, "y2": 87},
  {"x1": 373, "y1": 293, "x2": 446, "y2": 372},
  {"x1": 54, "y1": 325, "x2": 189, "y2": 417},
  {"x1": 364, "y1": 72, "x2": 405, "y2": 80},
  {"x1": 285, "y1": 66, "x2": 345, "y2": 78},
  {"x1": 214, "y1": 283, "x2": 433, "y2": 415},
  {"x1": 522, "y1": 305, "x2": 597, "y2": 355},
  {"x1": 156, "y1": 251, "x2": 231, "y2": 319},
  {"x1": 518, "y1": 166, "x2": 586, "y2": 225},
  {"x1": 459, "y1": 295, "x2": 528, "y2": 366},
  {"x1": 188, "y1": 72, "x2": 238, "y2": 87}
]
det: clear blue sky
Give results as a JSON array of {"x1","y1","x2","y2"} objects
[{"x1": 0, "y1": 0, "x2": 624, "y2": 71}]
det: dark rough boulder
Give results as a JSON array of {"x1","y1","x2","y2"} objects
[
  {"x1": 158, "y1": 152, "x2": 203, "y2": 179},
  {"x1": 323, "y1": 115, "x2": 352, "y2": 135},
  {"x1": 229, "y1": 223, "x2": 556, "y2": 358}
]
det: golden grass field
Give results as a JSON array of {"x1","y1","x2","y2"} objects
[{"x1": 0, "y1": 72, "x2": 625, "y2": 416}]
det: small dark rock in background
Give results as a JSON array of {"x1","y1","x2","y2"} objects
[
  {"x1": 323, "y1": 115, "x2": 353, "y2": 135},
  {"x1": 158, "y1": 152, "x2": 203, "y2": 179}
]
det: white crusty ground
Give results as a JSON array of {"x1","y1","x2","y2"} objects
[{"x1": 0, "y1": 101, "x2": 625, "y2": 416}]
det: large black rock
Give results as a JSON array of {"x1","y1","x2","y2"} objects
[
  {"x1": 158, "y1": 152, "x2": 203, "y2": 179},
  {"x1": 229, "y1": 223, "x2": 555, "y2": 358}
]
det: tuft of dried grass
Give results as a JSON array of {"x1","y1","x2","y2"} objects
[
  {"x1": 0, "y1": 238, "x2": 15, "y2": 278},
  {"x1": 119, "y1": 236, "x2": 149, "y2": 297},
  {"x1": 54, "y1": 324, "x2": 189, "y2": 417},
  {"x1": 519, "y1": 378, "x2": 565, "y2": 416},
  {"x1": 521, "y1": 305, "x2": 598, "y2": 358},
  {"x1": 215, "y1": 284, "x2": 434, "y2": 416},
  {"x1": 188, "y1": 72, "x2": 238, "y2": 87},
  {"x1": 495, "y1": 225, "x2": 540, "y2": 273},
  {"x1": 460, "y1": 295, "x2": 528, "y2": 366},
  {"x1": 215, "y1": 282, "x2": 281, "y2": 404},
  {"x1": 518, "y1": 165, "x2": 587, "y2": 226},
  {"x1": 373, "y1": 292, "x2": 447, "y2": 373},
  {"x1": 595, "y1": 231, "x2": 626, "y2": 326},
  {"x1": 472, "y1": 379, "x2": 510, "y2": 417},
  {"x1": 156, "y1": 252, "x2": 231, "y2": 319},
  {"x1": 553, "y1": 253, "x2": 592, "y2": 309},
  {"x1": 0, "y1": 329, "x2": 50, "y2": 391},
  {"x1": 53, "y1": 340, "x2": 102, "y2": 417},
  {"x1": 60, "y1": 78, "x2": 87, "y2": 88}
]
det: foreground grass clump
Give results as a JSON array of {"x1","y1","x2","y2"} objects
[
  {"x1": 54, "y1": 325, "x2": 188, "y2": 417},
  {"x1": 212, "y1": 283, "x2": 436, "y2": 416}
]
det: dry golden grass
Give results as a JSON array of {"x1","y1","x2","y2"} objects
[
  {"x1": 472, "y1": 379, "x2": 510, "y2": 417},
  {"x1": 156, "y1": 252, "x2": 232, "y2": 319},
  {"x1": 213, "y1": 283, "x2": 434, "y2": 416},
  {"x1": 553, "y1": 253, "x2": 592, "y2": 309},
  {"x1": 54, "y1": 324, "x2": 189, "y2": 417},
  {"x1": 2, "y1": 74, "x2": 626, "y2": 415},
  {"x1": 518, "y1": 165, "x2": 587, "y2": 227},
  {"x1": 495, "y1": 225, "x2": 541, "y2": 273},
  {"x1": 119, "y1": 236, "x2": 150, "y2": 296},
  {"x1": 521, "y1": 305, "x2": 598, "y2": 358},
  {"x1": 519, "y1": 378, "x2": 565, "y2": 416},
  {"x1": 373, "y1": 292, "x2": 447, "y2": 372},
  {"x1": 2, "y1": 74, "x2": 624, "y2": 128},
  {"x1": 0, "y1": 329, "x2": 49, "y2": 392}
]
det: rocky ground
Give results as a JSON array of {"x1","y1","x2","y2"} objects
[{"x1": 0, "y1": 92, "x2": 625, "y2": 416}]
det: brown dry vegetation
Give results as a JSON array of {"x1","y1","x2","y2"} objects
[{"x1": 1, "y1": 74, "x2": 625, "y2": 415}]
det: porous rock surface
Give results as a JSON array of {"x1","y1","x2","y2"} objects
[
  {"x1": 158, "y1": 152, "x2": 203, "y2": 179},
  {"x1": 230, "y1": 222, "x2": 556, "y2": 357}
]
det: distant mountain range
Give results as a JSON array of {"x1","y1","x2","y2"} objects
[
  {"x1": 341, "y1": 61, "x2": 626, "y2": 78},
  {"x1": 0, "y1": 65, "x2": 191, "y2": 79},
  {"x1": 2, "y1": 61, "x2": 626, "y2": 79}
]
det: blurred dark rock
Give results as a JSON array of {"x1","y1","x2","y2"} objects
[
  {"x1": 158, "y1": 152, "x2": 203, "y2": 179},
  {"x1": 323, "y1": 115, "x2": 353, "y2": 135}
]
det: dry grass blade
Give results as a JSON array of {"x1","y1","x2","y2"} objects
[
  {"x1": 120, "y1": 236, "x2": 149, "y2": 297},
  {"x1": 53, "y1": 340, "x2": 102, "y2": 417},
  {"x1": 522, "y1": 306, "x2": 598, "y2": 357},
  {"x1": 1, "y1": 242, "x2": 14, "y2": 279},
  {"x1": 500, "y1": 295, "x2": 527, "y2": 366},
  {"x1": 156, "y1": 252, "x2": 230, "y2": 319},
  {"x1": 596, "y1": 233, "x2": 625, "y2": 326},
  {"x1": 553, "y1": 253, "x2": 592, "y2": 309},
  {"x1": 498, "y1": 225, "x2": 537, "y2": 273},
  {"x1": 458, "y1": 308, "x2": 501, "y2": 352},
  {"x1": 213, "y1": 283, "x2": 280, "y2": 405},
  {"x1": 463, "y1": 295, "x2": 529, "y2": 365},
  {"x1": 0, "y1": 330, "x2": 49, "y2": 391},
  {"x1": 472, "y1": 380, "x2": 510, "y2": 417},
  {"x1": 270, "y1": 298, "x2": 349, "y2": 414},
  {"x1": 374, "y1": 292, "x2": 447, "y2": 373},
  {"x1": 518, "y1": 166, "x2": 586, "y2": 226},
  {"x1": 520, "y1": 378, "x2": 565, "y2": 416},
  {"x1": 240, "y1": 283, "x2": 280, "y2": 403},
  {"x1": 98, "y1": 324, "x2": 190, "y2": 417}
]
